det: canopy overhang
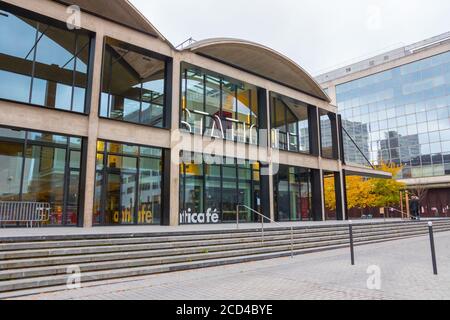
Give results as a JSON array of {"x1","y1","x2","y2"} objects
[
  {"x1": 185, "y1": 38, "x2": 331, "y2": 102},
  {"x1": 344, "y1": 164, "x2": 392, "y2": 179}
]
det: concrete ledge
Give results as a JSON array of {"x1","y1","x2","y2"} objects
[{"x1": 1, "y1": 218, "x2": 449, "y2": 242}]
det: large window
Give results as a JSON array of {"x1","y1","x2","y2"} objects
[
  {"x1": 94, "y1": 140, "x2": 163, "y2": 225},
  {"x1": 181, "y1": 64, "x2": 260, "y2": 145},
  {"x1": 180, "y1": 152, "x2": 261, "y2": 224},
  {"x1": 0, "y1": 127, "x2": 83, "y2": 226},
  {"x1": 100, "y1": 38, "x2": 169, "y2": 127},
  {"x1": 270, "y1": 92, "x2": 311, "y2": 153},
  {"x1": 0, "y1": 4, "x2": 91, "y2": 113},
  {"x1": 319, "y1": 109, "x2": 338, "y2": 159},
  {"x1": 273, "y1": 165, "x2": 312, "y2": 221}
]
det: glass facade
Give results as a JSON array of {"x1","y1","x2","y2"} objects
[
  {"x1": 273, "y1": 165, "x2": 312, "y2": 221},
  {"x1": 319, "y1": 109, "x2": 338, "y2": 159},
  {"x1": 0, "y1": 4, "x2": 349, "y2": 228},
  {"x1": 100, "y1": 38, "x2": 167, "y2": 127},
  {"x1": 181, "y1": 64, "x2": 260, "y2": 144},
  {"x1": 180, "y1": 152, "x2": 261, "y2": 224},
  {"x1": 323, "y1": 172, "x2": 336, "y2": 220},
  {"x1": 336, "y1": 51, "x2": 450, "y2": 178},
  {"x1": 270, "y1": 92, "x2": 311, "y2": 153},
  {"x1": 0, "y1": 5, "x2": 91, "y2": 113},
  {"x1": 0, "y1": 126, "x2": 83, "y2": 226},
  {"x1": 93, "y1": 140, "x2": 163, "y2": 225}
]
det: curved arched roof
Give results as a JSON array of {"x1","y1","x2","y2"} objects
[
  {"x1": 53, "y1": 0, "x2": 173, "y2": 46},
  {"x1": 185, "y1": 38, "x2": 330, "y2": 102}
]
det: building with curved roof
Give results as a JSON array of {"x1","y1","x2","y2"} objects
[
  {"x1": 184, "y1": 38, "x2": 330, "y2": 102},
  {"x1": 0, "y1": 0, "x2": 389, "y2": 229}
]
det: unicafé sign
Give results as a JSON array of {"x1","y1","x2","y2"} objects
[{"x1": 180, "y1": 208, "x2": 220, "y2": 224}]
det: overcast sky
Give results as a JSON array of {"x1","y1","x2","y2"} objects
[{"x1": 130, "y1": 0, "x2": 450, "y2": 76}]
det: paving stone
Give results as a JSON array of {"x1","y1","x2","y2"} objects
[{"x1": 9, "y1": 231, "x2": 450, "y2": 300}]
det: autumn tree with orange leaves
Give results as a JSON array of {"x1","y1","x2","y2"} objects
[{"x1": 324, "y1": 163, "x2": 405, "y2": 212}]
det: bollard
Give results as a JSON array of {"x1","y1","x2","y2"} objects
[
  {"x1": 349, "y1": 220, "x2": 355, "y2": 265},
  {"x1": 428, "y1": 221, "x2": 438, "y2": 275}
]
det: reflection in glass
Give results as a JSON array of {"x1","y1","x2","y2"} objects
[
  {"x1": 274, "y1": 165, "x2": 312, "y2": 221},
  {"x1": 181, "y1": 64, "x2": 260, "y2": 145},
  {"x1": 0, "y1": 7, "x2": 91, "y2": 112},
  {"x1": 320, "y1": 109, "x2": 337, "y2": 159},
  {"x1": 100, "y1": 38, "x2": 166, "y2": 127},
  {"x1": 0, "y1": 127, "x2": 83, "y2": 226},
  {"x1": 180, "y1": 152, "x2": 260, "y2": 224},
  {"x1": 270, "y1": 93, "x2": 311, "y2": 154},
  {"x1": 337, "y1": 50, "x2": 450, "y2": 179},
  {"x1": 94, "y1": 140, "x2": 163, "y2": 225},
  {"x1": 0, "y1": 141, "x2": 23, "y2": 201}
]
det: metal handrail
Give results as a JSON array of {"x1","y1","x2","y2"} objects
[
  {"x1": 236, "y1": 205, "x2": 294, "y2": 258},
  {"x1": 389, "y1": 207, "x2": 411, "y2": 220}
]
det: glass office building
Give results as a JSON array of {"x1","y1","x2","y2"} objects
[
  {"x1": 318, "y1": 34, "x2": 450, "y2": 217},
  {"x1": 336, "y1": 51, "x2": 450, "y2": 179}
]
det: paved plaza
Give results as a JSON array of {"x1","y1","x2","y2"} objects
[{"x1": 7, "y1": 230, "x2": 450, "y2": 300}]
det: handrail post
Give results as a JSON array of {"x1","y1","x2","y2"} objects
[
  {"x1": 291, "y1": 226, "x2": 294, "y2": 258},
  {"x1": 261, "y1": 217, "x2": 264, "y2": 244},
  {"x1": 236, "y1": 205, "x2": 239, "y2": 230},
  {"x1": 349, "y1": 220, "x2": 355, "y2": 265}
]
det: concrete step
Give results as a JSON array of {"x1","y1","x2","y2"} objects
[
  {"x1": 1, "y1": 224, "x2": 449, "y2": 282},
  {"x1": 0, "y1": 227, "x2": 445, "y2": 296},
  {"x1": 1, "y1": 221, "x2": 448, "y2": 260},
  {"x1": 2, "y1": 219, "x2": 446, "y2": 245},
  {"x1": 0, "y1": 238, "x2": 397, "y2": 294},
  {"x1": 1, "y1": 220, "x2": 449, "y2": 295},
  {"x1": 0, "y1": 225, "x2": 442, "y2": 267}
]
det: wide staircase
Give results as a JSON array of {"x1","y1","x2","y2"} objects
[{"x1": 1, "y1": 219, "x2": 450, "y2": 297}]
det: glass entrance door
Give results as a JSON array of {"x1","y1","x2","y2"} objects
[
  {"x1": 105, "y1": 172, "x2": 137, "y2": 225},
  {"x1": 105, "y1": 173, "x2": 120, "y2": 225},
  {"x1": 120, "y1": 173, "x2": 136, "y2": 225}
]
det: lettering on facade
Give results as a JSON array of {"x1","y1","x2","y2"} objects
[
  {"x1": 181, "y1": 110, "x2": 258, "y2": 145},
  {"x1": 180, "y1": 208, "x2": 220, "y2": 224},
  {"x1": 112, "y1": 207, "x2": 153, "y2": 224}
]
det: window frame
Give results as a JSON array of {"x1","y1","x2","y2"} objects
[
  {"x1": 0, "y1": 124, "x2": 86, "y2": 226},
  {"x1": 94, "y1": 139, "x2": 165, "y2": 226},
  {"x1": 180, "y1": 62, "x2": 261, "y2": 145},
  {"x1": 98, "y1": 37, "x2": 173, "y2": 129},
  {"x1": 269, "y1": 92, "x2": 313, "y2": 155},
  {"x1": 0, "y1": 2, "x2": 95, "y2": 115}
]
